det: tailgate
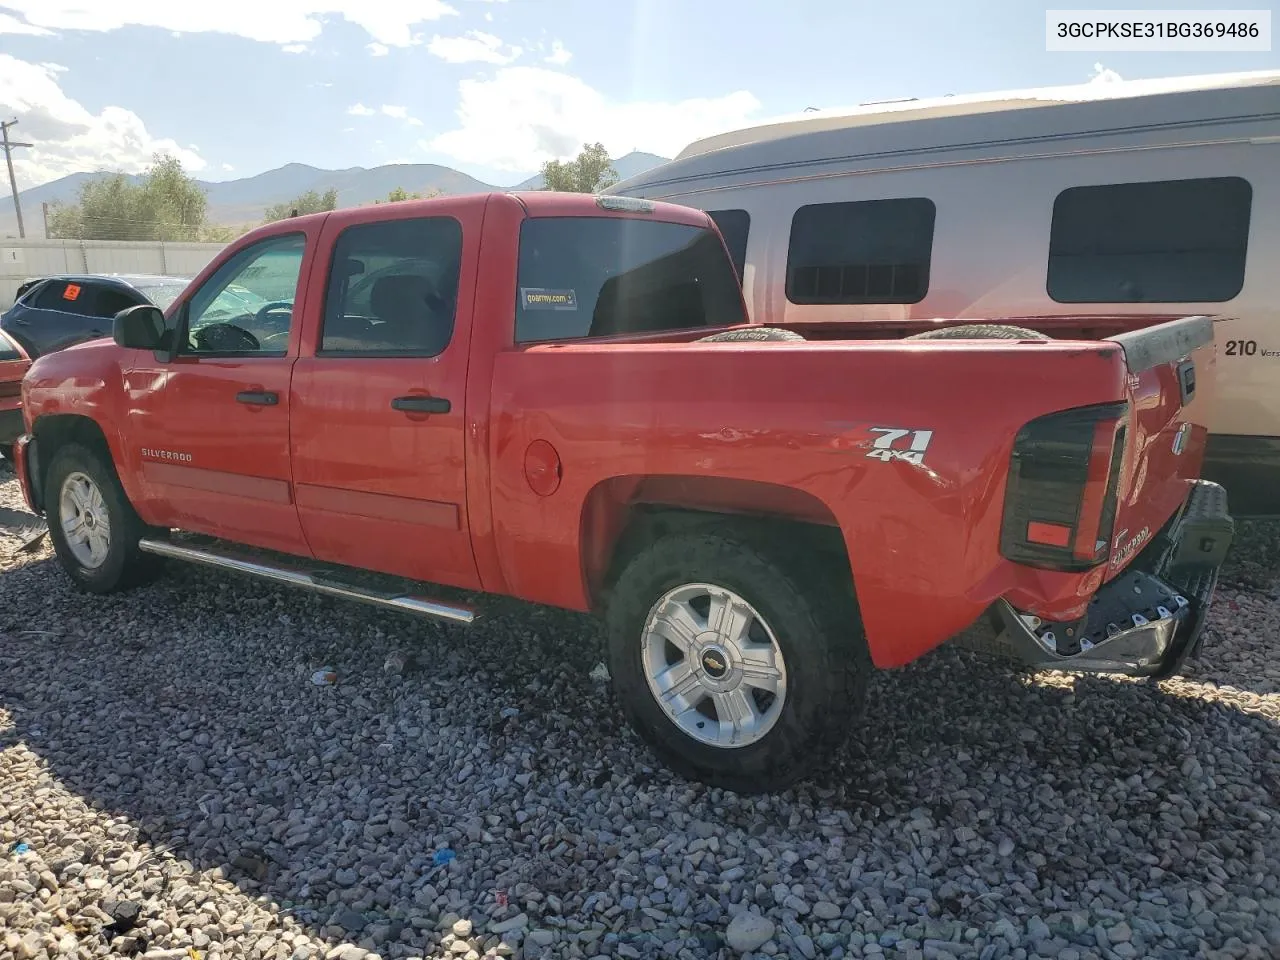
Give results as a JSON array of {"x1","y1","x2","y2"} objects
[{"x1": 1103, "y1": 315, "x2": 1217, "y2": 577}]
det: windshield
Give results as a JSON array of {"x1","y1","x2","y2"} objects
[
  {"x1": 132, "y1": 281, "x2": 190, "y2": 311},
  {"x1": 0, "y1": 328, "x2": 24, "y2": 361},
  {"x1": 201, "y1": 282, "x2": 275, "y2": 322}
]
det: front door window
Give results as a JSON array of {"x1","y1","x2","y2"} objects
[{"x1": 183, "y1": 233, "x2": 306, "y2": 355}]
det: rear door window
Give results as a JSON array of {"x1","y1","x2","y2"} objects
[
  {"x1": 31, "y1": 280, "x2": 103, "y2": 316},
  {"x1": 514, "y1": 217, "x2": 744, "y2": 342},
  {"x1": 320, "y1": 216, "x2": 464, "y2": 356}
]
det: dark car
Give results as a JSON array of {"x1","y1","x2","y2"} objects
[{"x1": 1, "y1": 273, "x2": 191, "y2": 358}]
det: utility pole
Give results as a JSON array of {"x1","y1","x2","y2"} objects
[{"x1": 2, "y1": 119, "x2": 32, "y2": 239}]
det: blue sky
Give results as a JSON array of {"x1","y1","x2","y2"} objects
[{"x1": 0, "y1": 0, "x2": 1276, "y2": 192}]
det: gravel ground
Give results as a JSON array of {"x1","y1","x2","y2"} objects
[{"x1": 2, "y1": 472, "x2": 1279, "y2": 960}]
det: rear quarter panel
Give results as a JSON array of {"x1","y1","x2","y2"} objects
[{"x1": 488, "y1": 338, "x2": 1134, "y2": 667}]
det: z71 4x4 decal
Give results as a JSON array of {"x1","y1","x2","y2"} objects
[{"x1": 866, "y1": 427, "x2": 934, "y2": 465}]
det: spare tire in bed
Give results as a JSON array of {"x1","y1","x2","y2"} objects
[
  {"x1": 905, "y1": 323, "x2": 1050, "y2": 341},
  {"x1": 696, "y1": 327, "x2": 807, "y2": 342}
]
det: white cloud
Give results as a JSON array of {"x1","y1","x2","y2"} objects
[
  {"x1": 427, "y1": 30, "x2": 521, "y2": 65},
  {"x1": 1089, "y1": 62, "x2": 1123, "y2": 83},
  {"x1": 222, "y1": 163, "x2": 235, "y2": 171},
  {"x1": 427, "y1": 66, "x2": 761, "y2": 172},
  {"x1": 0, "y1": 55, "x2": 205, "y2": 195},
  {"x1": 0, "y1": 1, "x2": 459, "y2": 48},
  {"x1": 0, "y1": 12, "x2": 52, "y2": 35},
  {"x1": 282, "y1": 43, "x2": 307, "y2": 53},
  {"x1": 544, "y1": 40, "x2": 571, "y2": 66},
  {"x1": 349, "y1": 103, "x2": 420, "y2": 126},
  {"x1": 367, "y1": 42, "x2": 389, "y2": 56}
]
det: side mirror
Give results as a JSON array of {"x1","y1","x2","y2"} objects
[{"x1": 113, "y1": 304, "x2": 166, "y2": 351}]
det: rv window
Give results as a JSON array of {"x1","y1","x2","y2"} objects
[
  {"x1": 786, "y1": 198, "x2": 935, "y2": 305},
  {"x1": 514, "y1": 217, "x2": 744, "y2": 342},
  {"x1": 707, "y1": 209, "x2": 750, "y2": 281},
  {"x1": 1048, "y1": 177, "x2": 1251, "y2": 304}
]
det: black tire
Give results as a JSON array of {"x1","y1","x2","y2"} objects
[
  {"x1": 696, "y1": 327, "x2": 806, "y2": 342},
  {"x1": 44, "y1": 442, "x2": 162, "y2": 593},
  {"x1": 905, "y1": 323, "x2": 1050, "y2": 341},
  {"x1": 604, "y1": 528, "x2": 867, "y2": 793}
]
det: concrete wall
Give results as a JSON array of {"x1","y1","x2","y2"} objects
[{"x1": 0, "y1": 240, "x2": 226, "y2": 308}]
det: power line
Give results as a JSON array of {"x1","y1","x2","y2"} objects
[{"x1": 1, "y1": 119, "x2": 32, "y2": 239}]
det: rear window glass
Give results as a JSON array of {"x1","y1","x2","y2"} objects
[
  {"x1": 514, "y1": 217, "x2": 744, "y2": 342},
  {"x1": 707, "y1": 209, "x2": 750, "y2": 281}
]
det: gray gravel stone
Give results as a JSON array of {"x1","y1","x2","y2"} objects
[
  {"x1": 489, "y1": 913, "x2": 528, "y2": 934},
  {"x1": 726, "y1": 912, "x2": 776, "y2": 952},
  {"x1": 812, "y1": 901, "x2": 842, "y2": 921}
]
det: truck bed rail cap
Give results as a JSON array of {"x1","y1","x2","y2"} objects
[{"x1": 1104, "y1": 315, "x2": 1215, "y2": 374}]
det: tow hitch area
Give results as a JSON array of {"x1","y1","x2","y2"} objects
[{"x1": 993, "y1": 480, "x2": 1234, "y2": 678}]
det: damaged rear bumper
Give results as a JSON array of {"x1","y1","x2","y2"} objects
[{"x1": 993, "y1": 479, "x2": 1233, "y2": 679}]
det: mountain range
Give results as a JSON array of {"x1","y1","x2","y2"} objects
[{"x1": 0, "y1": 152, "x2": 670, "y2": 238}]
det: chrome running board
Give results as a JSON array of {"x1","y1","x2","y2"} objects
[{"x1": 137, "y1": 538, "x2": 477, "y2": 625}]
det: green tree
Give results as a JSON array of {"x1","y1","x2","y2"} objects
[
  {"x1": 200, "y1": 222, "x2": 252, "y2": 243},
  {"x1": 539, "y1": 142, "x2": 618, "y2": 193},
  {"x1": 263, "y1": 187, "x2": 338, "y2": 222},
  {"x1": 144, "y1": 154, "x2": 208, "y2": 238},
  {"x1": 375, "y1": 186, "x2": 440, "y2": 204},
  {"x1": 46, "y1": 152, "x2": 209, "y2": 241}
]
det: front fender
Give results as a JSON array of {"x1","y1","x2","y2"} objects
[{"x1": 22, "y1": 341, "x2": 136, "y2": 504}]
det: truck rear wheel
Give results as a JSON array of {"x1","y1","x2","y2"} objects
[
  {"x1": 44, "y1": 442, "x2": 162, "y2": 594},
  {"x1": 905, "y1": 323, "x2": 1050, "y2": 340},
  {"x1": 604, "y1": 529, "x2": 866, "y2": 793}
]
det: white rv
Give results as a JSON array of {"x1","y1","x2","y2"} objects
[{"x1": 606, "y1": 70, "x2": 1280, "y2": 517}]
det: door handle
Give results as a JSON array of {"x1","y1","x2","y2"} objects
[
  {"x1": 391, "y1": 395, "x2": 451, "y2": 414},
  {"x1": 236, "y1": 390, "x2": 279, "y2": 406}
]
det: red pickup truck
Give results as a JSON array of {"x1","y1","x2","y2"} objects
[{"x1": 10, "y1": 191, "x2": 1234, "y2": 792}]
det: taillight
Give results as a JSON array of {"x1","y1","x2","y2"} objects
[{"x1": 1000, "y1": 402, "x2": 1128, "y2": 571}]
